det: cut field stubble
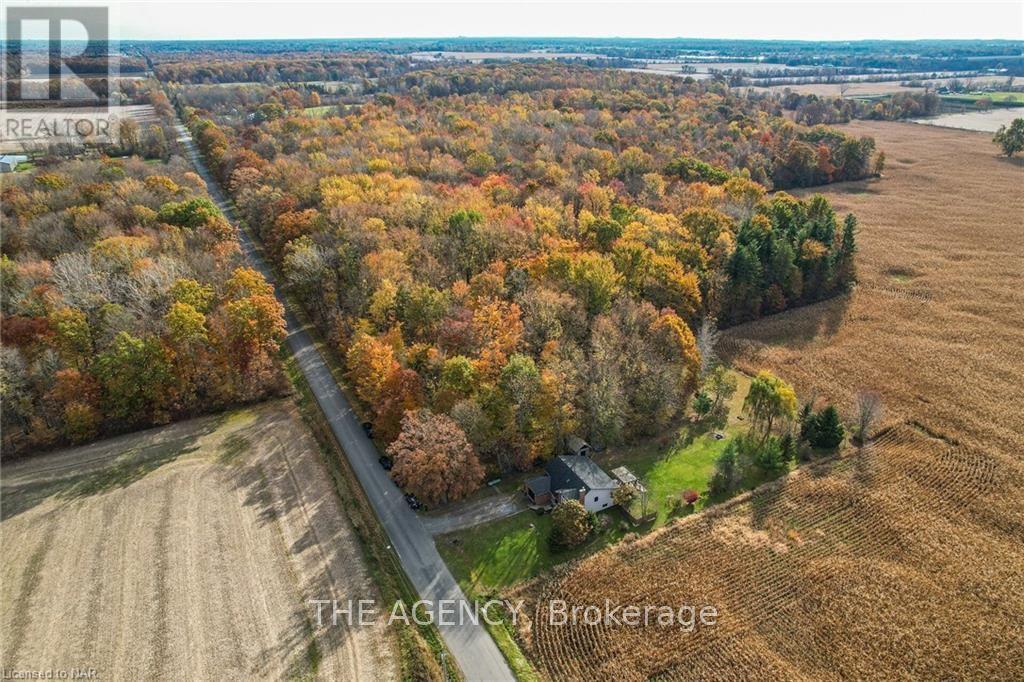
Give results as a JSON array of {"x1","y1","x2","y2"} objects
[{"x1": 0, "y1": 402, "x2": 398, "y2": 681}]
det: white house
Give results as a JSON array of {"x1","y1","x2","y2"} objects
[
  {"x1": 526, "y1": 454, "x2": 619, "y2": 513},
  {"x1": 0, "y1": 155, "x2": 29, "y2": 173}
]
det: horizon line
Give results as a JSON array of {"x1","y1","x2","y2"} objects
[{"x1": 33, "y1": 35, "x2": 1024, "y2": 44}]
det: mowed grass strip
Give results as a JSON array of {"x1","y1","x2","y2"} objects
[{"x1": 941, "y1": 91, "x2": 1024, "y2": 105}]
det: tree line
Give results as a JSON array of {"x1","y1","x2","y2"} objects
[{"x1": 780, "y1": 91, "x2": 941, "y2": 126}]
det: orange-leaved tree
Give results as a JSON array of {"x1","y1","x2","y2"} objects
[{"x1": 387, "y1": 409, "x2": 485, "y2": 506}]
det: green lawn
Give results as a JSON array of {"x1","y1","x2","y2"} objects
[
  {"x1": 607, "y1": 370, "x2": 753, "y2": 512},
  {"x1": 597, "y1": 370, "x2": 751, "y2": 525},
  {"x1": 437, "y1": 508, "x2": 631, "y2": 595},
  {"x1": 437, "y1": 423, "x2": 738, "y2": 594},
  {"x1": 439, "y1": 370, "x2": 755, "y2": 594},
  {"x1": 302, "y1": 105, "x2": 336, "y2": 118},
  {"x1": 602, "y1": 429, "x2": 733, "y2": 526},
  {"x1": 941, "y1": 91, "x2": 1024, "y2": 106},
  {"x1": 301, "y1": 104, "x2": 337, "y2": 117}
]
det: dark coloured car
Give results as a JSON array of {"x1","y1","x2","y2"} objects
[
  {"x1": 362, "y1": 421, "x2": 374, "y2": 437},
  {"x1": 404, "y1": 493, "x2": 422, "y2": 510},
  {"x1": 378, "y1": 455, "x2": 393, "y2": 470}
]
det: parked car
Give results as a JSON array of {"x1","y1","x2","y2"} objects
[
  {"x1": 378, "y1": 455, "x2": 393, "y2": 470},
  {"x1": 362, "y1": 421, "x2": 374, "y2": 437},
  {"x1": 404, "y1": 493, "x2": 422, "y2": 510}
]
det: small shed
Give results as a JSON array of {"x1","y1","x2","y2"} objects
[
  {"x1": 525, "y1": 476, "x2": 552, "y2": 506},
  {"x1": 564, "y1": 435, "x2": 591, "y2": 457},
  {"x1": 612, "y1": 465, "x2": 645, "y2": 493}
]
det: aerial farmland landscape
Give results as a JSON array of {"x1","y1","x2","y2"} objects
[{"x1": 2, "y1": 2, "x2": 1022, "y2": 680}]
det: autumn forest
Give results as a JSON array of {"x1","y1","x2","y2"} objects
[
  {"x1": 1, "y1": 158, "x2": 287, "y2": 453},
  {"x1": 169, "y1": 61, "x2": 871, "y2": 492}
]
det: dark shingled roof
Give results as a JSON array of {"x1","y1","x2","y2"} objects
[
  {"x1": 546, "y1": 455, "x2": 617, "y2": 492},
  {"x1": 526, "y1": 475, "x2": 551, "y2": 495}
]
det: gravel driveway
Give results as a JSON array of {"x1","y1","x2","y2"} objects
[{"x1": 422, "y1": 492, "x2": 528, "y2": 535}]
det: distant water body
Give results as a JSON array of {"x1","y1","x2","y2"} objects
[{"x1": 912, "y1": 107, "x2": 1022, "y2": 133}]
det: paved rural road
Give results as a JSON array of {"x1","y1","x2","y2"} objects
[{"x1": 174, "y1": 123, "x2": 514, "y2": 682}]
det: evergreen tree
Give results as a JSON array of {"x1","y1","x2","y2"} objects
[
  {"x1": 780, "y1": 432, "x2": 798, "y2": 463},
  {"x1": 809, "y1": 405, "x2": 845, "y2": 449},
  {"x1": 755, "y1": 436, "x2": 787, "y2": 471},
  {"x1": 799, "y1": 402, "x2": 815, "y2": 442},
  {"x1": 708, "y1": 444, "x2": 739, "y2": 496},
  {"x1": 692, "y1": 391, "x2": 713, "y2": 420},
  {"x1": 835, "y1": 214, "x2": 858, "y2": 287}
]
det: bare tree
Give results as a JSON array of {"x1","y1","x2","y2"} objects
[
  {"x1": 696, "y1": 317, "x2": 720, "y2": 378},
  {"x1": 854, "y1": 390, "x2": 884, "y2": 444},
  {"x1": 838, "y1": 82, "x2": 851, "y2": 99}
]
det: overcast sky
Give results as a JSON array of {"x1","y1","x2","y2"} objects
[{"x1": 5, "y1": 1, "x2": 1023, "y2": 41}]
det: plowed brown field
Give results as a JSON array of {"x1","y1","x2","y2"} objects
[
  {"x1": 0, "y1": 402, "x2": 397, "y2": 680},
  {"x1": 514, "y1": 121, "x2": 1024, "y2": 679}
]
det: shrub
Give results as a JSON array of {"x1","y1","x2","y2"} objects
[
  {"x1": 708, "y1": 445, "x2": 740, "y2": 497},
  {"x1": 549, "y1": 499, "x2": 593, "y2": 548},
  {"x1": 613, "y1": 484, "x2": 636, "y2": 508}
]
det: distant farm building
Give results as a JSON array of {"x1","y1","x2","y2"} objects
[{"x1": 0, "y1": 155, "x2": 28, "y2": 172}]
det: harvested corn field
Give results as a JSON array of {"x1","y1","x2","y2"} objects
[
  {"x1": 515, "y1": 426, "x2": 1024, "y2": 679},
  {"x1": 725, "y1": 120, "x2": 1024, "y2": 461}
]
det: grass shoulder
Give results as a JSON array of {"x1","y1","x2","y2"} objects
[{"x1": 284, "y1": 357, "x2": 451, "y2": 682}]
